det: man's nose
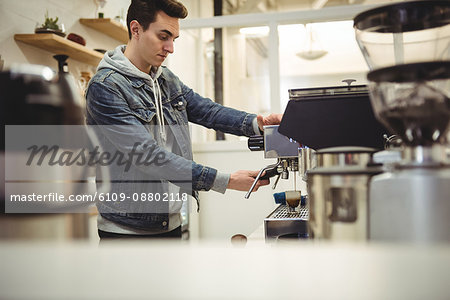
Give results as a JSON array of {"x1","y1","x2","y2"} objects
[{"x1": 163, "y1": 40, "x2": 174, "y2": 53}]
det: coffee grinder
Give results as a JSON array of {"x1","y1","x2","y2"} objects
[{"x1": 354, "y1": 0, "x2": 450, "y2": 242}]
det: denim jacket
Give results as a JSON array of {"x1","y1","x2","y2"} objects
[{"x1": 85, "y1": 46, "x2": 257, "y2": 230}]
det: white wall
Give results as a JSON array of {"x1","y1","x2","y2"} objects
[{"x1": 0, "y1": 0, "x2": 131, "y2": 81}]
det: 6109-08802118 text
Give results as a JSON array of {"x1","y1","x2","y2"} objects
[{"x1": 9, "y1": 192, "x2": 189, "y2": 203}]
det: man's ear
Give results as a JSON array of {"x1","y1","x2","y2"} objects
[{"x1": 130, "y1": 20, "x2": 141, "y2": 39}]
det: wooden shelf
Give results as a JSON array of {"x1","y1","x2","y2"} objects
[
  {"x1": 14, "y1": 33, "x2": 103, "y2": 66},
  {"x1": 79, "y1": 18, "x2": 128, "y2": 44}
]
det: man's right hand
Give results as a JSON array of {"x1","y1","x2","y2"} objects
[{"x1": 227, "y1": 170, "x2": 269, "y2": 192}]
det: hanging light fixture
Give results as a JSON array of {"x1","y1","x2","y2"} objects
[{"x1": 296, "y1": 23, "x2": 328, "y2": 60}]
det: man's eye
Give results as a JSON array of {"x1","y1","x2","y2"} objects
[{"x1": 159, "y1": 35, "x2": 169, "y2": 41}]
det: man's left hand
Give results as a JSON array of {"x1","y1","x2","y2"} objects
[{"x1": 257, "y1": 113, "x2": 283, "y2": 132}]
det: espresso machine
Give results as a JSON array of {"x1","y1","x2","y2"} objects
[
  {"x1": 277, "y1": 84, "x2": 388, "y2": 241},
  {"x1": 246, "y1": 125, "x2": 309, "y2": 241},
  {"x1": 247, "y1": 84, "x2": 388, "y2": 241},
  {"x1": 353, "y1": 0, "x2": 450, "y2": 242}
]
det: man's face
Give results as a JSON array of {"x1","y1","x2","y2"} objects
[{"x1": 137, "y1": 11, "x2": 180, "y2": 67}]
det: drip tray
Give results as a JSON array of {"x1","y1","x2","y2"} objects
[{"x1": 264, "y1": 205, "x2": 309, "y2": 241}]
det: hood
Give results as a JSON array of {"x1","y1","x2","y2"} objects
[
  {"x1": 97, "y1": 45, "x2": 163, "y2": 81},
  {"x1": 97, "y1": 45, "x2": 167, "y2": 143}
]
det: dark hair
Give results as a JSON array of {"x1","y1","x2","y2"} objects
[{"x1": 126, "y1": 0, "x2": 188, "y2": 39}]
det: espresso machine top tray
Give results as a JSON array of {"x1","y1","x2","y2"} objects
[{"x1": 278, "y1": 85, "x2": 388, "y2": 150}]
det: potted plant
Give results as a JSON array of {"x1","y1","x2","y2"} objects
[{"x1": 35, "y1": 11, "x2": 66, "y2": 37}]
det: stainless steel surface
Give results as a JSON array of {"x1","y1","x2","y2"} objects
[
  {"x1": 280, "y1": 160, "x2": 289, "y2": 179},
  {"x1": 370, "y1": 167, "x2": 450, "y2": 242},
  {"x1": 315, "y1": 146, "x2": 376, "y2": 168},
  {"x1": 263, "y1": 125, "x2": 300, "y2": 159},
  {"x1": 299, "y1": 147, "x2": 315, "y2": 181},
  {"x1": 307, "y1": 147, "x2": 379, "y2": 241},
  {"x1": 271, "y1": 172, "x2": 281, "y2": 189},
  {"x1": 264, "y1": 204, "x2": 309, "y2": 240},
  {"x1": 401, "y1": 145, "x2": 448, "y2": 166},
  {"x1": 307, "y1": 167, "x2": 379, "y2": 241},
  {"x1": 269, "y1": 204, "x2": 309, "y2": 219}
]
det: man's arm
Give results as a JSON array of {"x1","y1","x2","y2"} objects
[
  {"x1": 182, "y1": 87, "x2": 258, "y2": 137},
  {"x1": 177, "y1": 81, "x2": 282, "y2": 192},
  {"x1": 86, "y1": 80, "x2": 218, "y2": 192},
  {"x1": 180, "y1": 82, "x2": 282, "y2": 137}
]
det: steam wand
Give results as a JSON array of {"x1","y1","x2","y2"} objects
[{"x1": 245, "y1": 159, "x2": 281, "y2": 199}]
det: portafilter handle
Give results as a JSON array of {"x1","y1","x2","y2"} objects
[{"x1": 245, "y1": 160, "x2": 281, "y2": 199}]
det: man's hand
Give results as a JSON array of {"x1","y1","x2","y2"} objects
[
  {"x1": 227, "y1": 170, "x2": 269, "y2": 192},
  {"x1": 257, "y1": 113, "x2": 283, "y2": 132}
]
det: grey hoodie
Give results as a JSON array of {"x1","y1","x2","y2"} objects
[{"x1": 98, "y1": 45, "x2": 167, "y2": 143}]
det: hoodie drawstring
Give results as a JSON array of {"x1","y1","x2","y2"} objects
[{"x1": 150, "y1": 78, "x2": 166, "y2": 143}]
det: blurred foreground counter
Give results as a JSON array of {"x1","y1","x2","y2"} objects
[{"x1": 1, "y1": 241, "x2": 450, "y2": 300}]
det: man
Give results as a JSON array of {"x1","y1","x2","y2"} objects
[{"x1": 86, "y1": 0, "x2": 282, "y2": 239}]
